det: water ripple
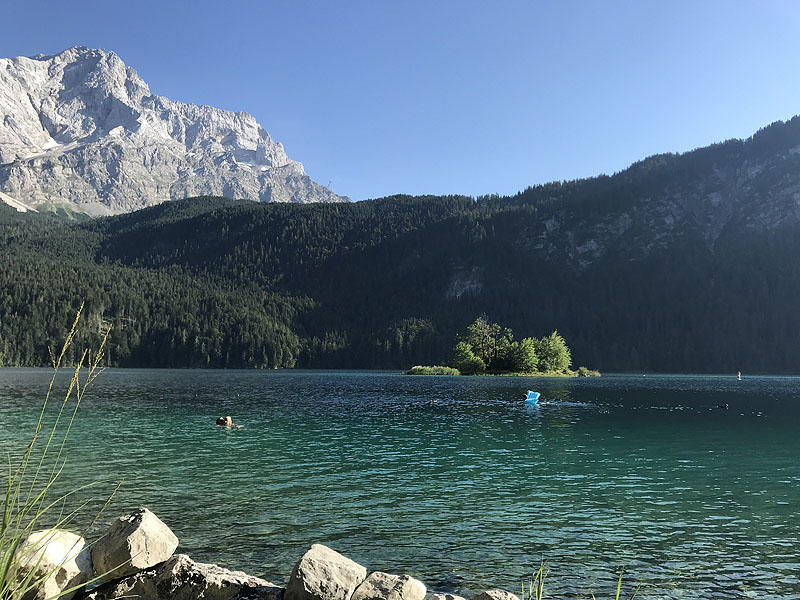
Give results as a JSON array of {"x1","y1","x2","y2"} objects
[{"x1": 1, "y1": 370, "x2": 800, "y2": 599}]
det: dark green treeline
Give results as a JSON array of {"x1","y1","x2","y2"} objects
[{"x1": 3, "y1": 117, "x2": 800, "y2": 372}]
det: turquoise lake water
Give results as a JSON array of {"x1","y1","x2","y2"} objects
[{"x1": 1, "y1": 369, "x2": 799, "y2": 599}]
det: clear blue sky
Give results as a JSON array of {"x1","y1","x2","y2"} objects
[{"x1": 4, "y1": 1, "x2": 800, "y2": 201}]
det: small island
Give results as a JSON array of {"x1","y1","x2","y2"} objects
[{"x1": 408, "y1": 316, "x2": 600, "y2": 377}]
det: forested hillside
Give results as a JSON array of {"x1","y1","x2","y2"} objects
[{"x1": 3, "y1": 117, "x2": 800, "y2": 372}]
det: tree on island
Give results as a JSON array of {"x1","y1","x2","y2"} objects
[
  {"x1": 452, "y1": 316, "x2": 575, "y2": 375},
  {"x1": 461, "y1": 316, "x2": 513, "y2": 368},
  {"x1": 534, "y1": 330, "x2": 572, "y2": 372},
  {"x1": 452, "y1": 341, "x2": 486, "y2": 375},
  {"x1": 510, "y1": 337, "x2": 538, "y2": 373}
]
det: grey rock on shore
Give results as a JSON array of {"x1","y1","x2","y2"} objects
[
  {"x1": 467, "y1": 591, "x2": 521, "y2": 600},
  {"x1": 285, "y1": 544, "x2": 367, "y2": 600},
  {"x1": 14, "y1": 529, "x2": 93, "y2": 600},
  {"x1": 351, "y1": 572, "x2": 426, "y2": 600},
  {"x1": 19, "y1": 507, "x2": 520, "y2": 600},
  {"x1": 91, "y1": 507, "x2": 179, "y2": 580},
  {"x1": 83, "y1": 553, "x2": 284, "y2": 600}
]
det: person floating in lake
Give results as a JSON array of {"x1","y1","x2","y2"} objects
[{"x1": 215, "y1": 415, "x2": 240, "y2": 428}]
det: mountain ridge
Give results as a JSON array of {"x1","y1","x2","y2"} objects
[{"x1": 0, "y1": 46, "x2": 348, "y2": 215}]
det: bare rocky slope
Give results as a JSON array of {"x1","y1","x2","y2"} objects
[{"x1": 0, "y1": 46, "x2": 348, "y2": 215}]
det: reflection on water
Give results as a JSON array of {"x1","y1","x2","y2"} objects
[
  {"x1": 1, "y1": 370, "x2": 799, "y2": 599},
  {"x1": 537, "y1": 384, "x2": 574, "y2": 403}
]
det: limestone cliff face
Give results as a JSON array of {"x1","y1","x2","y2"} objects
[
  {"x1": 513, "y1": 124, "x2": 800, "y2": 271},
  {"x1": 0, "y1": 46, "x2": 348, "y2": 215}
]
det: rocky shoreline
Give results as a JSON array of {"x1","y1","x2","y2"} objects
[{"x1": 16, "y1": 508, "x2": 521, "y2": 600}]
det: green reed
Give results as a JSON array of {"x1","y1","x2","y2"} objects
[{"x1": 0, "y1": 306, "x2": 118, "y2": 599}]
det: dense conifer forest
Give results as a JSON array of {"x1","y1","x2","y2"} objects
[{"x1": 3, "y1": 117, "x2": 800, "y2": 372}]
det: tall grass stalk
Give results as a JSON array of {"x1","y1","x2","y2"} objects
[
  {"x1": 0, "y1": 305, "x2": 118, "y2": 599},
  {"x1": 591, "y1": 568, "x2": 640, "y2": 600},
  {"x1": 521, "y1": 562, "x2": 548, "y2": 600},
  {"x1": 523, "y1": 564, "x2": 640, "y2": 600}
]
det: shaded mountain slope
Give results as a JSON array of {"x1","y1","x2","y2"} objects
[{"x1": 3, "y1": 117, "x2": 800, "y2": 372}]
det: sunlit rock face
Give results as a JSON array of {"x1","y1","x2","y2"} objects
[{"x1": 0, "y1": 46, "x2": 349, "y2": 215}]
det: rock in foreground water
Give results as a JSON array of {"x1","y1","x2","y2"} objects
[
  {"x1": 92, "y1": 507, "x2": 179, "y2": 579},
  {"x1": 285, "y1": 544, "x2": 367, "y2": 600},
  {"x1": 15, "y1": 529, "x2": 93, "y2": 600},
  {"x1": 83, "y1": 554, "x2": 284, "y2": 600}
]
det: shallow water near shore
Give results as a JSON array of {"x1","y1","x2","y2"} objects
[{"x1": 1, "y1": 369, "x2": 799, "y2": 599}]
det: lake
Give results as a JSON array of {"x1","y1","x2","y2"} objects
[{"x1": 0, "y1": 369, "x2": 798, "y2": 599}]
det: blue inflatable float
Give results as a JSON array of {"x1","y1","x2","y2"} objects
[{"x1": 525, "y1": 390, "x2": 540, "y2": 404}]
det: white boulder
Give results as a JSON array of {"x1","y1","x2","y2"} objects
[
  {"x1": 14, "y1": 529, "x2": 93, "y2": 600},
  {"x1": 351, "y1": 572, "x2": 426, "y2": 600},
  {"x1": 91, "y1": 507, "x2": 178, "y2": 579},
  {"x1": 285, "y1": 544, "x2": 367, "y2": 600}
]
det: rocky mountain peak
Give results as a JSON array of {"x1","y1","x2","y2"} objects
[{"x1": 0, "y1": 47, "x2": 348, "y2": 215}]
